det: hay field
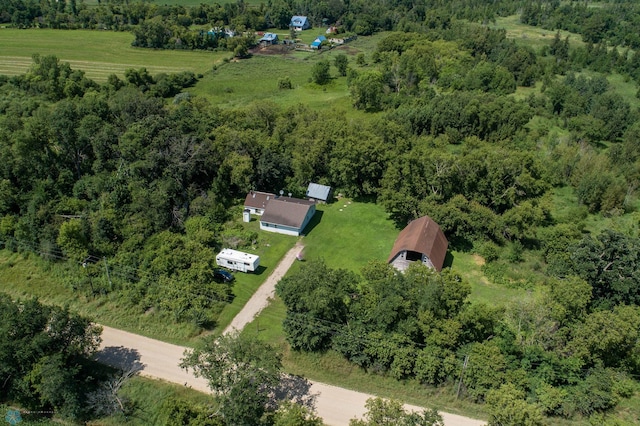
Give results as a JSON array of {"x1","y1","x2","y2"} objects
[{"x1": 0, "y1": 28, "x2": 226, "y2": 81}]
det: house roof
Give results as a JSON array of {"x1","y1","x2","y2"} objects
[
  {"x1": 387, "y1": 216, "x2": 448, "y2": 272},
  {"x1": 244, "y1": 191, "x2": 275, "y2": 210},
  {"x1": 310, "y1": 41, "x2": 321, "y2": 47},
  {"x1": 260, "y1": 197, "x2": 315, "y2": 229},
  {"x1": 260, "y1": 32, "x2": 278, "y2": 41},
  {"x1": 306, "y1": 183, "x2": 331, "y2": 201},
  {"x1": 291, "y1": 16, "x2": 308, "y2": 26},
  {"x1": 316, "y1": 35, "x2": 326, "y2": 41}
]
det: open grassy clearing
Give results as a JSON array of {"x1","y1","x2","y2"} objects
[
  {"x1": 194, "y1": 53, "x2": 352, "y2": 109},
  {"x1": 192, "y1": 48, "x2": 365, "y2": 111},
  {"x1": 298, "y1": 200, "x2": 399, "y2": 273},
  {"x1": 492, "y1": 15, "x2": 585, "y2": 51},
  {"x1": 0, "y1": 28, "x2": 224, "y2": 81},
  {"x1": 551, "y1": 186, "x2": 640, "y2": 237}
]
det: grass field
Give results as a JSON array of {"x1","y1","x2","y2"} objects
[
  {"x1": 190, "y1": 33, "x2": 384, "y2": 111},
  {"x1": 298, "y1": 200, "x2": 399, "y2": 272},
  {"x1": 0, "y1": 28, "x2": 224, "y2": 82},
  {"x1": 492, "y1": 15, "x2": 585, "y2": 51}
]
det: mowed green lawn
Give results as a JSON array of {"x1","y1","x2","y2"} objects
[
  {"x1": 0, "y1": 28, "x2": 224, "y2": 81},
  {"x1": 299, "y1": 200, "x2": 399, "y2": 273}
]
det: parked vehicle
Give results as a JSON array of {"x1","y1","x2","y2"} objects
[
  {"x1": 216, "y1": 248, "x2": 260, "y2": 272},
  {"x1": 213, "y1": 268, "x2": 234, "y2": 283}
]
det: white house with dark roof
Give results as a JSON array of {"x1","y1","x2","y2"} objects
[
  {"x1": 290, "y1": 16, "x2": 310, "y2": 31},
  {"x1": 260, "y1": 197, "x2": 316, "y2": 236},
  {"x1": 306, "y1": 183, "x2": 332, "y2": 202},
  {"x1": 244, "y1": 191, "x2": 275, "y2": 215}
]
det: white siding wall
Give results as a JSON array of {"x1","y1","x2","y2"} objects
[{"x1": 260, "y1": 222, "x2": 301, "y2": 236}]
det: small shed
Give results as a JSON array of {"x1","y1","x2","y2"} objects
[
  {"x1": 310, "y1": 35, "x2": 326, "y2": 49},
  {"x1": 306, "y1": 183, "x2": 332, "y2": 202},
  {"x1": 387, "y1": 216, "x2": 448, "y2": 272},
  {"x1": 216, "y1": 248, "x2": 260, "y2": 272},
  {"x1": 290, "y1": 16, "x2": 310, "y2": 31}
]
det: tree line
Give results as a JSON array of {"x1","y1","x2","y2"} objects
[
  {"x1": 0, "y1": 294, "x2": 103, "y2": 420},
  {"x1": 276, "y1": 254, "x2": 640, "y2": 422}
]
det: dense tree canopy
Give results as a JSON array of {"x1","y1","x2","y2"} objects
[
  {"x1": 0, "y1": 294, "x2": 103, "y2": 419},
  {"x1": 181, "y1": 332, "x2": 283, "y2": 425}
]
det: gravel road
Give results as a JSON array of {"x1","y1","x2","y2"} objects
[{"x1": 95, "y1": 241, "x2": 485, "y2": 426}]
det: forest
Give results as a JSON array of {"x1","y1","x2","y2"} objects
[{"x1": 0, "y1": 0, "x2": 640, "y2": 424}]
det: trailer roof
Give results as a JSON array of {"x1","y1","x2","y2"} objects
[{"x1": 217, "y1": 248, "x2": 260, "y2": 262}]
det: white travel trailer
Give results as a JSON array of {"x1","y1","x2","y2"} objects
[{"x1": 216, "y1": 248, "x2": 260, "y2": 272}]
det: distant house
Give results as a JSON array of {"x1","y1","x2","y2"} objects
[
  {"x1": 260, "y1": 197, "x2": 316, "y2": 236},
  {"x1": 290, "y1": 16, "x2": 311, "y2": 31},
  {"x1": 208, "y1": 27, "x2": 235, "y2": 38},
  {"x1": 306, "y1": 183, "x2": 332, "y2": 202},
  {"x1": 244, "y1": 191, "x2": 276, "y2": 216},
  {"x1": 259, "y1": 32, "x2": 279, "y2": 45},
  {"x1": 310, "y1": 35, "x2": 326, "y2": 49},
  {"x1": 387, "y1": 216, "x2": 448, "y2": 272}
]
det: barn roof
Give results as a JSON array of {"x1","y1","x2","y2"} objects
[
  {"x1": 387, "y1": 216, "x2": 448, "y2": 272},
  {"x1": 261, "y1": 197, "x2": 315, "y2": 229},
  {"x1": 306, "y1": 183, "x2": 331, "y2": 201},
  {"x1": 244, "y1": 191, "x2": 275, "y2": 210}
]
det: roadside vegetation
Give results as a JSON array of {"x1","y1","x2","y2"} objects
[{"x1": 1, "y1": 0, "x2": 640, "y2": 424}]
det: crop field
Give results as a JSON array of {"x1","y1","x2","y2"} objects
[{"x1": 0, "y1": 28, "x2": 224, "y2": 81}]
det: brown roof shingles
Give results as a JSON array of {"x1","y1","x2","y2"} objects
[
  {"x1": 244, "y1": 191, "x2": 275, "y2": 210},
  {"x1": 260, "y1": 198, "x2": 315, "y2": 228},
  {"x1": 387, "y1": 216, "x2": 449, "y2": 272}
]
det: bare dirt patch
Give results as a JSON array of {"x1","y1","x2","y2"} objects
[
  {"x1": 334, "y1": 45, "x2": 360, "y2": 55},
  {"x1": 472, "y1": 254, "x2": 486, "y2": 266},
  {"x1": 251, "y1": 45, "x2": 296, "y2": 56}
]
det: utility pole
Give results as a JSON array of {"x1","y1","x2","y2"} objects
[
  {"x1": 456, "y1": 354, "x2": 469, "y2": 399},
  {"x1": 104, "y1": 257, "x2": 112, "y2": 291}
]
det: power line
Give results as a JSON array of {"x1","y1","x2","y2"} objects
[{"x1": 2, "y1": 236, "x2": 638, "y2": 381}]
